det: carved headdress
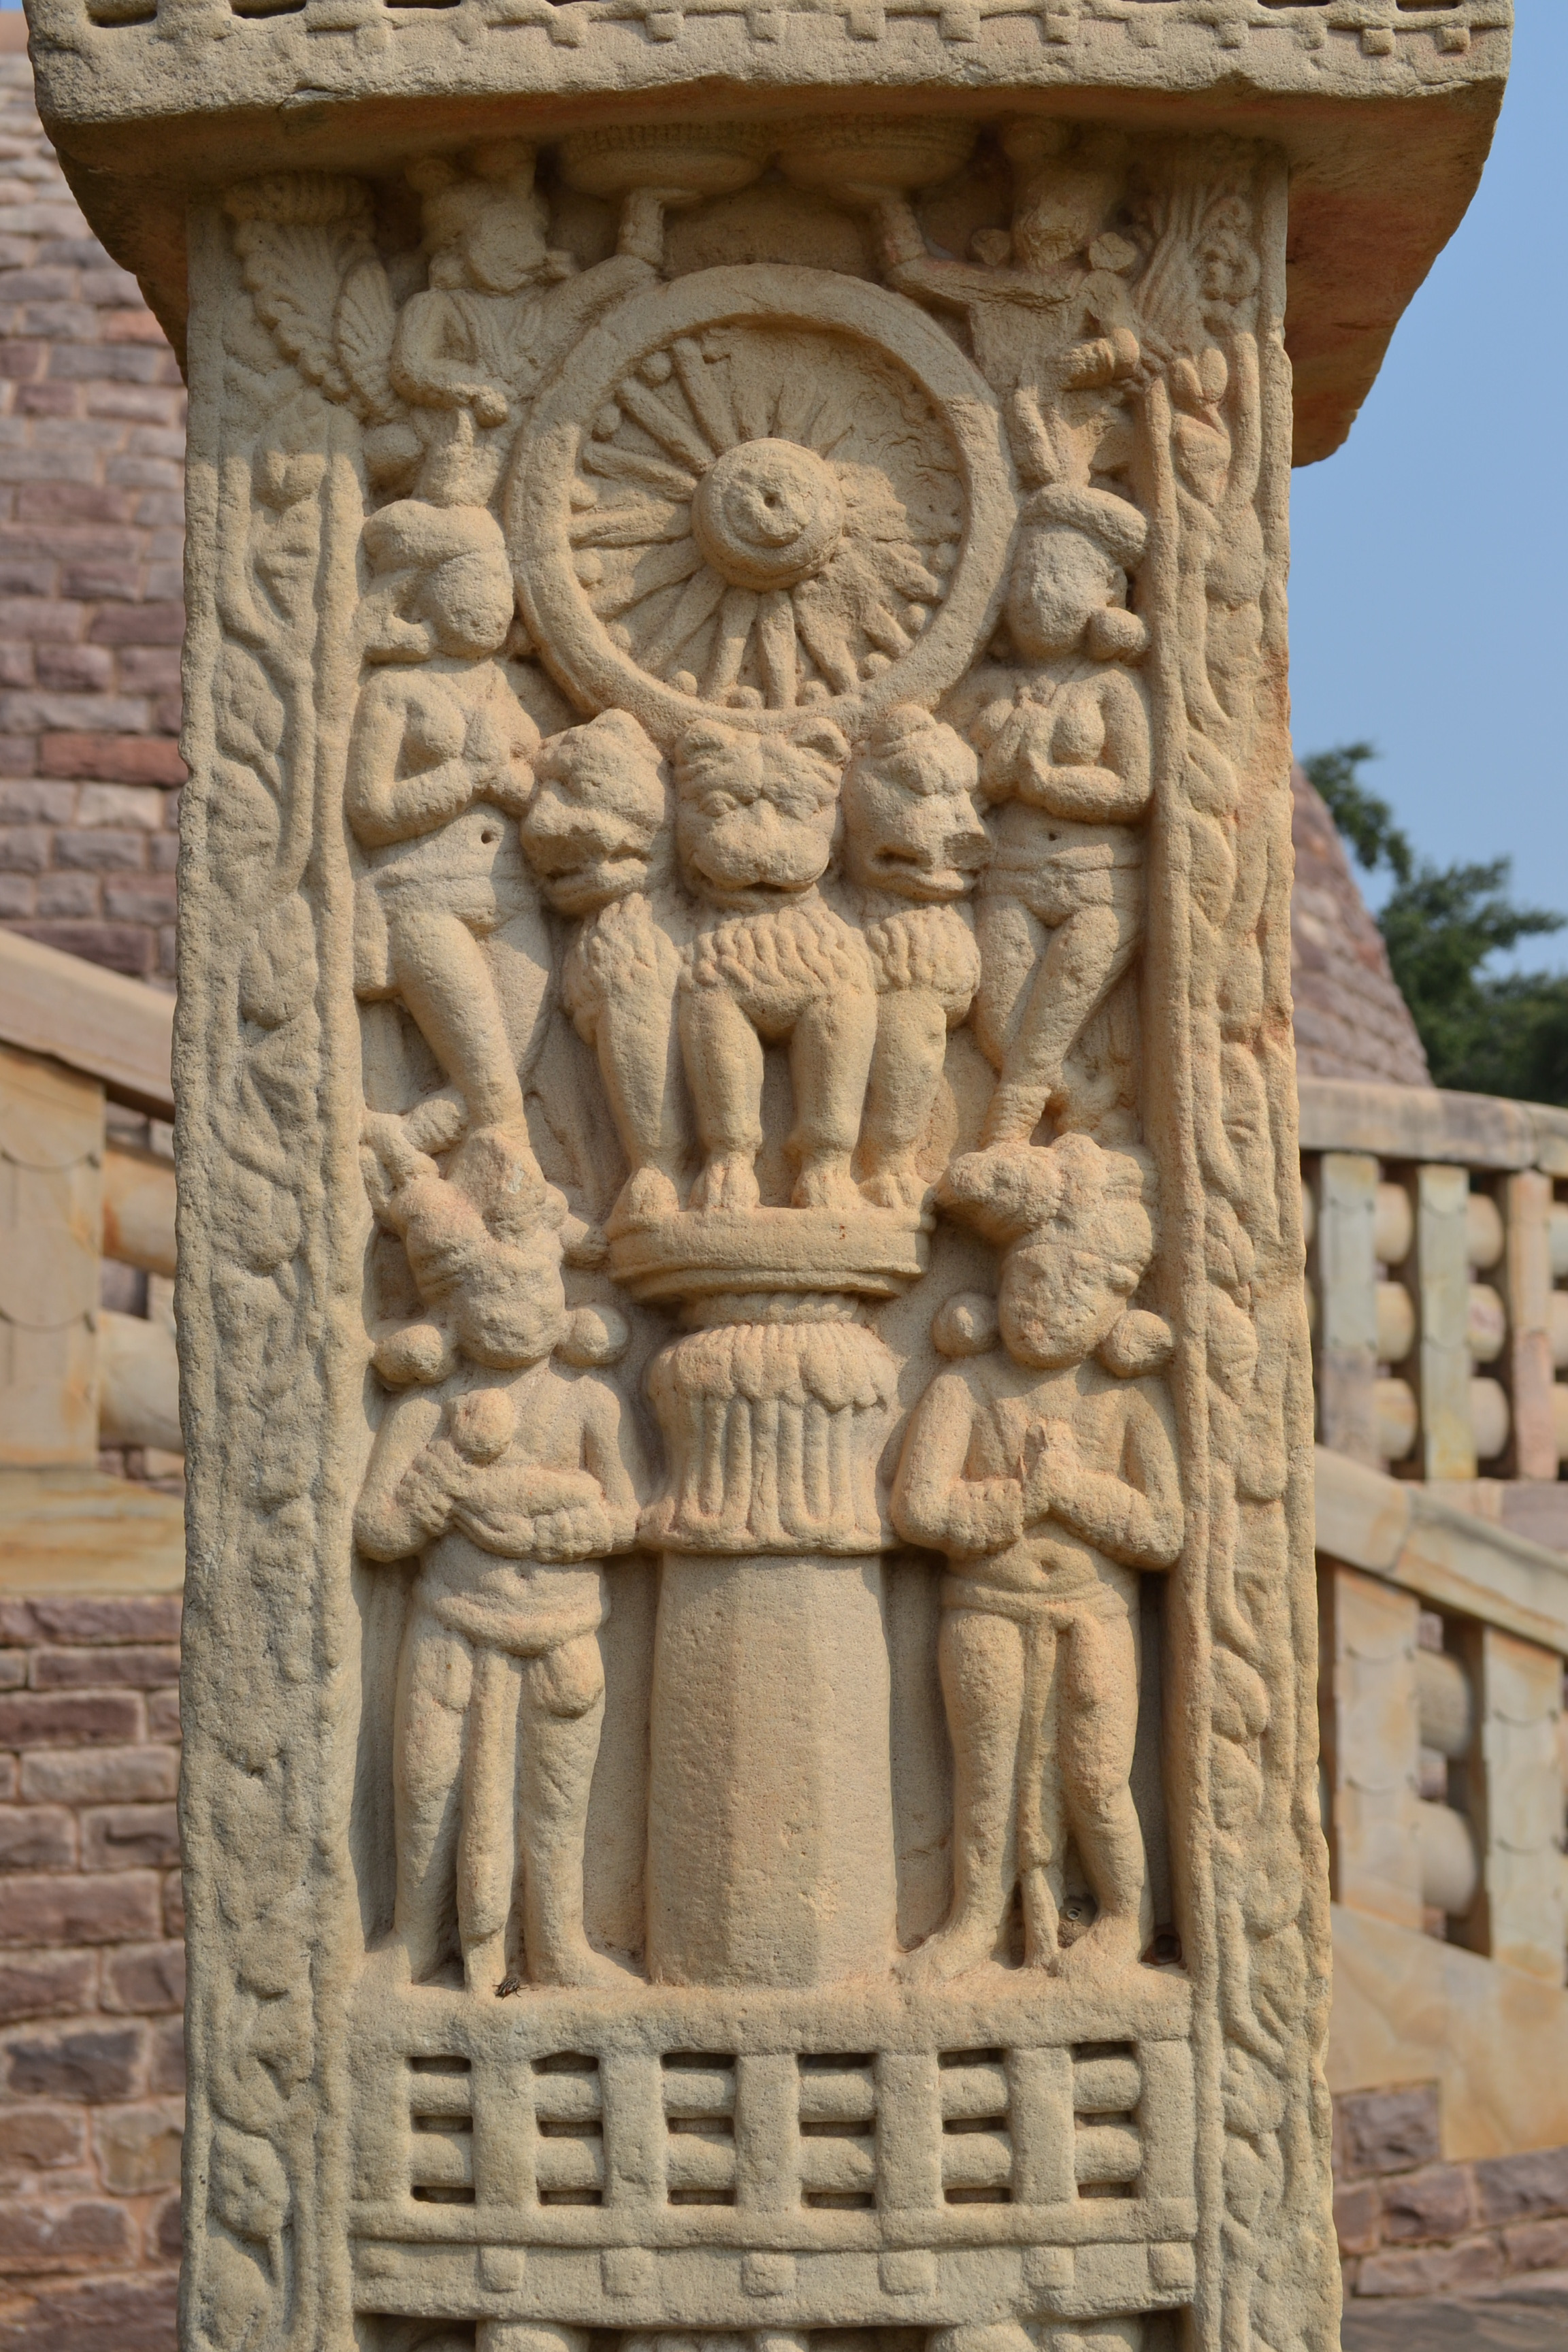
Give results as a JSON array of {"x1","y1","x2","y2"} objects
[{"x1": 941, "y1": 1132, "x2": 1157, "y2": 1267}]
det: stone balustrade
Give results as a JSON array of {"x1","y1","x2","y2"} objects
[
  {"x1": 1303, "y1": 1075, "x2": 1568, "y2": 2000},
  {"x1": 1302, "y1": 1076, "x2": 1568, "y2": 1551},
  {"x1": 0, "y1": 927, "x2": 178, "y2": 1479}
]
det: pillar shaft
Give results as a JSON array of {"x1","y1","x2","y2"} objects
[
  {"x1": 28, "y1": 7, "x2": 1509, "y2": 2349},
  {"x1": 647, "y1": 1551, "x2": 898, "y2": 1987}
]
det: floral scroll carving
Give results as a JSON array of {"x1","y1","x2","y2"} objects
[{"x1": 176, "y1": 113, "x2": 1331, "y2": 2352}]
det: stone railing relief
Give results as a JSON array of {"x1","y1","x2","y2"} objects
[{"x1": 173, "y1": 114, "x2": 1328, "y2": 2352}]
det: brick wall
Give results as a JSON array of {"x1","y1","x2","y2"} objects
[
  {"x1": 0, "y1": 36, "x2": 186, "y2": 991},
  {"x1": 1337, "y1": 2080, "x2": 1568, "y2": 2309},
  {"x1": 0, "y1": 1595, "x2": 182, "y2": 2352}
]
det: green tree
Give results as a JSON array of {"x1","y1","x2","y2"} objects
[{"x1": 1301, "y1": 743, "x2": 1568, "y2": 1107}]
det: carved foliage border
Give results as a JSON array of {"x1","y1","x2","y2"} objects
[
  {"x1": 176, "y1": 207, "x2": 368, "y2": 2352},
  {"x1": 1138, "y1": 152, "x2": 1337, "y2": 2352}
]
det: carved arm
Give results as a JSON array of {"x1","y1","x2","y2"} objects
[
  {"x1": 461, "y1": 670, "x2": 540, "y2": 819},
  {"x1": 354, "y1": 1397, "x2": 459, "y2": 1560},
  {"x1": 451, "y1": 1461, "x2": 608, "y2": 1559},
  {"x1": 891, "y1": 1372, "x2": 1025, "y2": 1558},
  {"x1": 391, "y1": 288, "x2": 509, "y2": 423},
  {"x1": 581, "y1": 1383, "x2": 648, "y2": 1554},
  {"x1": 1025, "y1": 1396, "x2": 1182, "y2": 1569},
  {"x1": 1009, "y1": 677, "x2": 1152, "y2": 822},
  {"x1": 345, "y1": 673, "x2": 484, "y2": 849}
]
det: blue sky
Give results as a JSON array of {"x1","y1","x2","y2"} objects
[
  {"x1": 1289, "y1": 1, "x2": 1565, "y2": 967},
  {"x1": 4, "y1": 0, "x2": 1553, "y2": 959}
]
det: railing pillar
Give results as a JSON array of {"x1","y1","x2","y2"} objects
[
  {"x1": 0, "y1": 1041, "x2": 103, "y2": 1467},
  {"x1": 1416, "y1": 1162, "x2": 1475, "y2": 1480},
  {"x1": 1313, "y1": 1152, "x2": 1379, "y2": 1467},
  {"x1": 1505, "y1": 1167, "x2": 1558, "y2": 1480},
  {"x1": 1452, "y1": 1622, "x2": 1567, "y2": 1985},
  {"x1": 1320, "y1": 1565, "x2": 1422, "y2": 1931}
]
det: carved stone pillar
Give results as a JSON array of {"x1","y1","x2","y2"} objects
[
  {"x1": 24, "y1": 7, "x2": 1509, "y2": 2352},
  {"x1": 629, "y1": 1271, "x2": 909, "y2": 1986}
]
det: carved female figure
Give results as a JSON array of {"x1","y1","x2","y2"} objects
[
  {"x1": 348, "y1": 499, "x2": 549, "y2": 1160},
  {"x1": 962, "y1": 484, "x2": 1152, "y2": 1145},
  {"x1": 892, "y1": 1136, "x2": 1181, "y2": 1979},
  {"x1": 355, "y1": 1259, "x2": 644, "y2": 1995}
]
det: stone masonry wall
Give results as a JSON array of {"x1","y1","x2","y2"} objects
[
  {"x1": 0, "y1": 1595, "x2": 182, "y2": 2352},
  {"x1": 1290, "y1": 765, "x2": 1431, "y2": 1090},
  {"x1": 1336, "y1": 2080, "x2": 1568, "y2": 2306},
  {"x1": 0, "y1": 31, "x2": 185, "y2": 990}
]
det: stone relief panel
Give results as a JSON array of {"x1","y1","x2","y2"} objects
[{"x1": 173, "y1": 114, "x2": 1329, "y2": 2352}]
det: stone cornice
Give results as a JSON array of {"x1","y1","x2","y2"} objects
[{"x1": 24, "y1": 0, "x2": 1508, "y2": 457}]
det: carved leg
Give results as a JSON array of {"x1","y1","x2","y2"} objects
[
  {"x1": 457, "y1": 1644, "x2": 525, "y2": 1994},
  {"x1": 858, "y1": 984, "x2": 949, "y2": 1209},
  {"x1": 679, "y1": 983, "x2": 765, "y2": 1211},
  {"x1": 981, "y1": 895, "x2": 1140, "y2": 1148},
  {"x1": 594, "y1": 973, "x2": 690, "y2": 1224},
  {"x1": 787, "y1": 984, "x2": 878, "y2": 1209},
  {"x1": 1057, "y1": 1599, "x2": 1148, "y2": 1975},
  {"x1": 383, "y1": 904, "x2": 529, "y2": 1134},
  {"x1": 972, "y1": 892, "x2": 1043, "y2": 1077},
  {"x1": 482, "y1": 904, "x2": 555, "y2": 1102},
  {"x1": 391, "y1": 1612, "x2": 472, "y2": 1983},
  {"x1": 1018, "y1": 1615, "x2": 1066, "y2": 1967},
  {"x1": 902, "y1": 1606, "x2": 1026, "y2": 1981},
  {"x1": 514, "y1": 1632, "x2": 623, "y2": 1989}
]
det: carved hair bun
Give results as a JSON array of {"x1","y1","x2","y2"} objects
[
  {"x1": 1098, "y1": 1308, "x2": 1173, "y2": 1378},
  {"x1": 372, "y1": 1322, "x2": 454, "y2": 1387},
  {"x1": 931, "y1": 1291, "x2": 999, "y2": 1360},
  {"x1": 559, "y1": 1305, "x2": 632, "y2": 1368}
]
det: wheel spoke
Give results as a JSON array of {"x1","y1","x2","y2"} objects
[
  {"x1": 704, "y1": 586, "x2": 758, "y2": 700},
  {"x1": 792, "y1": 596, "x2": 859, "y2": 694},
  {"x1": 569, "y1": 499, "x2": 691, "y2": 548},
  {"x1": 673, "y1": 337, "x2": 738, "y2": 456},
  {"x1": 589, "y1": 540, "x2": 704, "y2": 619},
  {"x1": 756, "y1": 589, "x2": 798, "y2": 708},
  {"x1": 616, "y1": 378, "x2": 717, "y2": 476},
  {"x1": 581, "y1": 444, "x2": 700, "y2": 499},
  {"x1": 640, "y1": 567, "x2": 728, "y2": 678}
]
